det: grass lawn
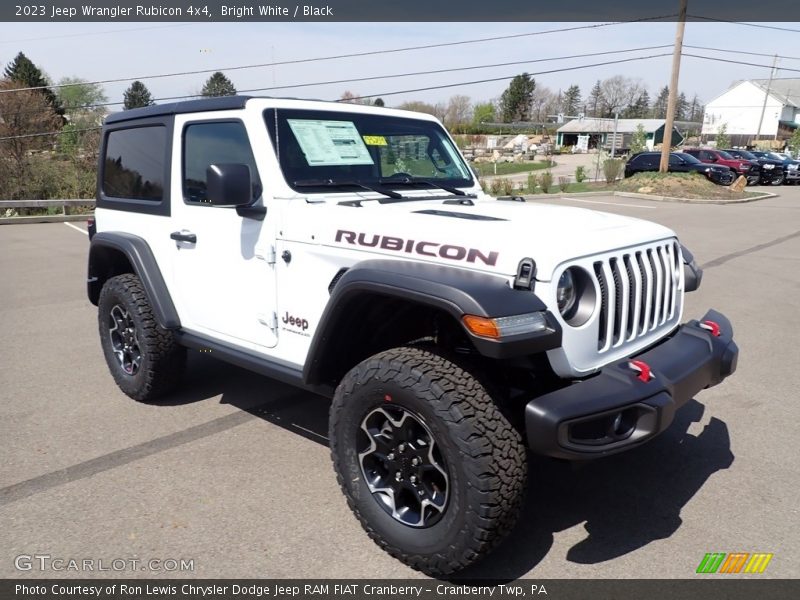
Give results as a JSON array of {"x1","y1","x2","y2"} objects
[{"x1": 473, "y1": 160, "x2": 555, "y2": 177}]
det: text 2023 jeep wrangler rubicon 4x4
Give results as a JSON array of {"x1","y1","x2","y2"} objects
[{"x1": 87, "y1": 96, "x2": 739, "y2": 575}]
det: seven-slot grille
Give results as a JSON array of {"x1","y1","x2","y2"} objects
[{"x1": 593, "y1": 240, "x2": 682, "y2": 352}]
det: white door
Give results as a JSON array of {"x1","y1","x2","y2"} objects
[{"x1": 170, "y1": 118, "x2": 278, "y2": 349}]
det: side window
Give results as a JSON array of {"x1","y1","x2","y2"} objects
[
  {"x1": 103, "y1": 126, "x2": 166, "y2": 201},
  {"x1": 668, "y1": 154, "x2": 682, "y2": 166},
  {"x1": 183, "y1": 121, "x2": 261, "y2": 204},
  {"x1": 633, "y1": 155, "x2": 653, "y2": 167},
  {"x1": 702, "y1": 151, "x2": 714, "y2": 161}
]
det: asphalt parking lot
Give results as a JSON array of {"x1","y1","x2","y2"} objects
[{"x1": 1, "y1": 189, "x2": 799, "y2": 580}]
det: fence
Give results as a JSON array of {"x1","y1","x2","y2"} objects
[{"x1": 0, "y1": 199, "x2": 94, "y2": 225}]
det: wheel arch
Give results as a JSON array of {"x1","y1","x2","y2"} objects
[
  {"x1": 88, "y1": 232, "x2": 180, "y2": 329},
  {"x1": 303, "y1": 260, "x2": 561, "y2": 387}
]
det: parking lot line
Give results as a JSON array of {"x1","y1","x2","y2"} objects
[
  {"x1": 558, "y1": 197, "x2": 657, "y2": 209},
  {"x1": 64, "y1": 222, "x2": 88, "y2": 235}
]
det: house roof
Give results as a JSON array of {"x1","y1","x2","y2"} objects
[
  {"x1": 557, "y1": 118, "x2": 669, "y2": 134},
  {"x1": 748, "y1": 78, "x2": 800, "y2": 108}
]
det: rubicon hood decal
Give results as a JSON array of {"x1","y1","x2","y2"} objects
[{"x1": 335, "y1": 230, "x2": 499, "y2": 266}]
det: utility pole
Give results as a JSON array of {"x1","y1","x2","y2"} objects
[
  {"x1": 754, "y1": 54, "x2": 778, "y2": 147},
  {"x1": 659, "y1": 0, "x2": 688, "y2": 173}
]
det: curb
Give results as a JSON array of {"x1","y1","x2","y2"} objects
[{"x1": 508, "y1": 190, "x2": 777, "y2": 204}]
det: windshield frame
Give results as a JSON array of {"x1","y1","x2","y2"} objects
[{"x1": 263, "y1": 108, "x2": 475, "y2": 194}]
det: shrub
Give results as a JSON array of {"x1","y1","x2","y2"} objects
[
  {"x1": 489, "y1": 178, "x2": 503, "y2": 195},
  {"x1": 539, "y1": 171, "x2": 553, "y2": 193},
  {"x1": 558, "y1": 176, "x2": 569, "y2": 192},
  {"x1": 574, "y1": 165, "x2": 586, "y2": 183},
  {"x1": 602, "y1": 158, "x2": 624, "y2": 184},
  {"x1": 526, "y1": 172, "x2": 537, "y2": 193},
  {"x1": 501, "y1": 178, "x2": 514, "y2": 195}
]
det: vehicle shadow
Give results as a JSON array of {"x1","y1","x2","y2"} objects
[
  {"x1": 155, "y1": 351, "x2": 332, "y2": 443},
  {"x1": 454, "y1": 399, "x2": 734, "y2": 581},
  {"x1": 155, "y1": 352, "x2": 734, "y2": 581}
]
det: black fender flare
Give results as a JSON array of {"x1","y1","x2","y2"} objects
[
  {"x1": 303, "y1": 260, "x2": 561, "y2": 385},
  {"x1": 87, "y1": 232, "x2": 181, "y2": 329}
]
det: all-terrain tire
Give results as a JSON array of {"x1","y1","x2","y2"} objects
[
  {"x1": 329, "y1": 346, "x2": 527, "y2": 576},
  {"x1": 98, "y1": 274, "x2": 186, "y2": 402}
]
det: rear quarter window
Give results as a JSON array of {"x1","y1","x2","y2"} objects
[{"x1": 102, "y1": 126, "x2": 167, "y2": 201}]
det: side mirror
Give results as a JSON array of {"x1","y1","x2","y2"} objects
[{"x1": 207, "y1": 163, "x2": 252, "y2": 207}]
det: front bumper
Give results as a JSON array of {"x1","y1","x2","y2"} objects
[{"x1": 525, "y1": 309, "x2": 738, "y2": 459}]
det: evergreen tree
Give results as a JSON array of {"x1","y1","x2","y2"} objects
[
  {"x1": 588, "y1": 80, "x2": 603, "y2": 117},
  {"x1": 201, "y1": 72, "x2": 236, "y2": 97},
  {"x1": 652, "y1": 86, "x2": 670, "y2": 119},
  {"x1": 123, "y1": 81, "x2": 154, "y2": 110},
  {"x1": 499, "y1": 73, "x2": 536, "y2": 122},
  {"x1": 629, "y1": 124, "x2": 648, "y2": 154},
  {"x1": 3, "y1": 51, "x2": 63, "y2": 116},
  {"x1": 688, "y1": 94, "x2": 703, "y2": 122},
  {"x1": 622, "y1": 91, "x2": 651, "y2": 118},
  {"x1": 373, "y1": 98, "x2": 385, "y2": 107},
  {"x1": 562, "y1": 85, "x2": 581, "y2": 116},
  {"x1": 676, "y1": 92, "x2": 690, "y2": 121}
]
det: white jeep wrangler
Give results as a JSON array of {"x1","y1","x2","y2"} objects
[{"x1": 87, "y1": 96, "x2": 738, "y2": 575}]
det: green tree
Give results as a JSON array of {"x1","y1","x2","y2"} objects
[
  {"x1": 472, "y1": 101, "x2": 496, "y2": 126},
  {"x1": 629, "y1": 123, "x2": 648, "y2": 154},
  {"x1": 57, "y1": 77, "x2": 107, "y2": 120},
  {"x1": 373, "y1": 97, "x2": 385, "y2": 107},
  {"x1": 123, "y1": 81, "x2": 154, "y2": 110},
  {"x1": 588, "y1": 80, "x2": 603, "y2": 117},
  {"x1": 499, "y1": 73, "x2": 536, "y2": 122},
  {"x1": 652, "y1": 86, "x2": 670, "y2": 119},
  {"x1": 715, "y1": 123, "x2": 730, "y2": 149},
  {"x1": 201, "y1": 72, "x2": 236, "y2": 97},
  {"x1": 623, "y1": 91, "x2": 650, "y2": 118},
  {"x1": 562, "y1": 85, "x2": 581, "y2": 116},
  {"x1": 786, "y1": 128, "x2": 800, "y2": 154},
  {"x1": 676, "y1": 92, "x2": 690, "y2": 121},
  {"x1": 688, "y1": 94, "x2": 703, "y2": 122},
  {"x1": 3, "y1": 51, "x2": 63, "y2": 116}
]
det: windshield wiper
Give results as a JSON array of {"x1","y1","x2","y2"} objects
[
  {"x1": 294, "y1": 179, "x2": 403, "y2": 200},
  {"x1": 378, "y1": 176, "x2": 467, "y2": 196}
]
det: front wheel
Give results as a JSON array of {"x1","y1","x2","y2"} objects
[
  {"x1": 329, "y1": 347, "x2": 527, "y2": 576},
  {"x1": 98, "y1": 274, "x2": 186, "y2": 402},
  {"x1": 770, "y1": 173, "x2": 785, "y2": 186}
]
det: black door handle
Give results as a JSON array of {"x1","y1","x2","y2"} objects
[{"x1": 170, "y1": 231, "x2": 197, "y2": 243}]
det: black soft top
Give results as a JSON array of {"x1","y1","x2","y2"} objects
[{"x1": 104, "y1": 95, "x2": 252, "y2": 124}]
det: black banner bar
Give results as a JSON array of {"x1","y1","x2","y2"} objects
[
  {"x1": 2, "y1": 1, "x2": 800, "y2": 23},
  {"x1": 3, "y1": 580, "x2": 799, "y2": 600}
]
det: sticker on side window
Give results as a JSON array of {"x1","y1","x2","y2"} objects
[
  {"x1": 363, "y1": 135, "x2": 388, "y2": 146},
  {"x1": 287, "y1": 119, "x2": 374, "y2": 166}
]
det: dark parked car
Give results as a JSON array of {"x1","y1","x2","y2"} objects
[
  {"x1": 625, "y1": 152, "x2": 736, "y2": 185},
  {"x1": 748, "y1": 150, "x2": 800, "y2": 184},
  {"x1": 683, "y1": 148, "x2": 761, "y2": 185},
  {"x1": 723, "y1": 149, "x2": 785, "y2": 185}
]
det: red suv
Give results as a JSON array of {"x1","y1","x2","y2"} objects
[{"x1": 683, "y1": 148, "x2": 761, "y2": 185}]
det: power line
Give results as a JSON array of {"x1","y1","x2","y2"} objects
[
  {"x1": 683, "y1": 53, "x2": 800, "y2": 74},
  {"x1": 0, "y1": 52, "x2": 672, "y2": 142},
  {"x1": 684, "y1": 44, "x2": 800, "y2": 61},
  {"x1": 0, "y1": 18, "x2": 675, "y2": 95},
  {"x1": 342, "y1": 53, "x2": 673, "y2": 101},
  {"x1": 687, "y1": 16, "x2": 800, "y2": 33},
  {"x1": 2, "y1": 44, "x2": 675, "y2": 117}
]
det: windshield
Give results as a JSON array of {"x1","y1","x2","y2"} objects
[
  {"x1": 264, "y1": 108, "x2": 473, "y2": 193},
  {"x1": 733, "y1": 149, "x2": 757, "y2": 160},
  {"x1": 767, "y1": 152, "x2": 786, "y2": 161},
  {"x1": 676, "y1": 153, "x2": 702, "y2": 164}
]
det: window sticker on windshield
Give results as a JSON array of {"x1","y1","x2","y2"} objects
[
  {"x1": 362, "y1": 135, "x2": 387, "y2": 146},
  {"x1": 287, "y1": 119, "x2": 374, "y2": 166}
]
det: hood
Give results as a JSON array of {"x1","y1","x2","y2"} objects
[{"x1": 281, "y1": 193, "x2": 676, "y2": 280}]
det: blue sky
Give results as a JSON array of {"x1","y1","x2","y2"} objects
[{"x1": 0, "y1": 21, "x2": 797, "y2": 110}]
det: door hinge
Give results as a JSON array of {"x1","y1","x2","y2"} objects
[
  {"x1": 256, "y1": 245, "x2": 277, "y2": 264},
  {"x1": 258, "y1": 312, "x2": 279, "y2": 333}
]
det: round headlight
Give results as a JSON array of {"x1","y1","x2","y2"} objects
[{"x1": 557, "y1": 269, "x2": 577, "y2": 316}]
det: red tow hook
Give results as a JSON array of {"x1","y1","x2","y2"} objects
[
  {"x1": 700, "y1": 320, "x2": 721, "y2": 337},
  {"x1": 628, "y1": 360, "x2": 654, "y2": 382}
]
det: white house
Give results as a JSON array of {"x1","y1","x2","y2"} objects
[{"x1": 702, "y1": 78, "x2": 800, "y2": 145}]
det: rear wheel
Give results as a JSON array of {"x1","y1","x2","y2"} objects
[
  {"x1": 329, "y1": 346, "x2": 527, "y2": 576},
  {"x1": 98, "y1": 274, "x2": 186, "y2": 402}
]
